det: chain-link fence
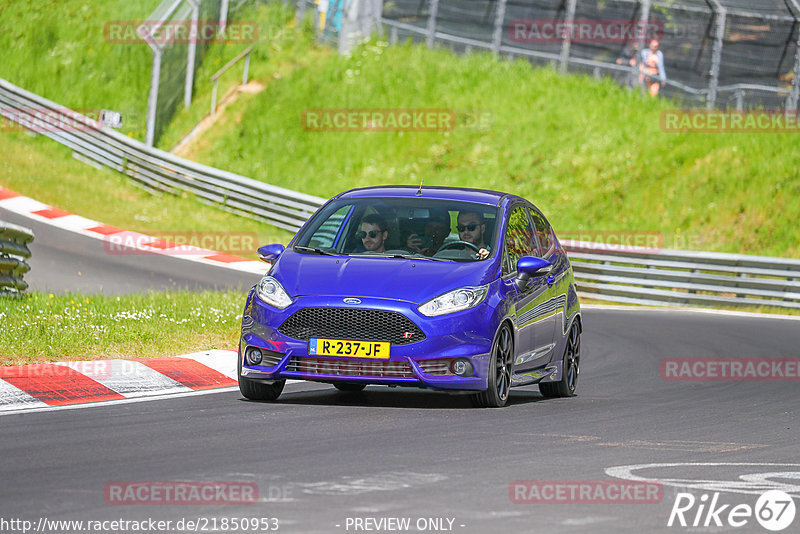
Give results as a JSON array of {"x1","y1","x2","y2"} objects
[
  {"x1": 143, "y1": 0, "x2": 262, "y2": 146},
  {"x1": 381, "y1": 0, "x2": 800, "y2": 110}
]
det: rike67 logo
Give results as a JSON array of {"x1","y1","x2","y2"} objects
[{"x1": 668, "y1": 490, "x2": 796, "y2": 531}]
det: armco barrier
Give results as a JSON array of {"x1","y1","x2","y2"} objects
[
  {"x1": 2, "y1": 77, "x2": 800, "y2": 310},
  {"x1": 0, "y1": 221, "x2": 34, "y2": 296},
  {"x1": 0, "y1": 78, "x2": 326, "y2": 232},
  {"x1": 565, "y1": 241, "x2": 800, "y2": 310}
]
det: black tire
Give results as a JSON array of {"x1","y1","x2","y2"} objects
[
  {"x1": 472, "y1": 323, "x2": 513, "y2": 408},
  {"x1": 333, "y1": 382, "x2": 367, "y2": 392},
  {"x1": 238, "y1": 351, "x2": 285, "y2": 401},
  {"x1": 540, "y1": 321, "x2": 580, "y2": 398}
]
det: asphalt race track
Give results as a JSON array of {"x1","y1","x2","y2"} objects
[
  {"x1": 1, "y1": 214, "x2": 799, "y2": 533},
  {"x1": 0, "y1": 210, "x2": 261, "y2": 293}
]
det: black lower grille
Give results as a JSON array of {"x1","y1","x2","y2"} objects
[
  {"x1": 285, "y1": 357, "x2": 415, "y2": 378},
  {"x1": 278, "y1": 307, "x2": 425, "y2": 345}
]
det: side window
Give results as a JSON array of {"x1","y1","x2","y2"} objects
[
  {"x1": 307, "y1": 205, "x2": 351, "y2": 249},
  {"x1": 504, "y1": 206, "x2": 536, "y2": 271},
  {"x1": 529, "y1": 208, "x2": 555, "y2": 257}
]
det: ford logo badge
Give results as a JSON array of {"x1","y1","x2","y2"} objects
[{"x1": 343, "y1": 298, "x2": 362, "y2": 305}]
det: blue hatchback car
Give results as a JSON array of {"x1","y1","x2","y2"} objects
[{"x1": 238, "y1": 186, "x2": 581, "y2": 407}]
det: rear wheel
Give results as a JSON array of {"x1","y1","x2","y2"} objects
[
  {"x1": 540, "y1": 321, "x2": 580, "y2": 398},
  {"x1": 334, "y1": 382, "x2": 366, "y2": 392},
  {"x1": 472, "y1": 323, "x2": 513, "y2": 408},
  {"x1": 238, "y1": 351, "x2": 285, "y2": 401}
]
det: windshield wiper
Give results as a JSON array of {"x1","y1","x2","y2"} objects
[
  {"x1": 293, "y1": 246, "x2": 343, "y2": 256},
  {"x1": 386, "y1": 253, "x2": 450, "y2": 262}
]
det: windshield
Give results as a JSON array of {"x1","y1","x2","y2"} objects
[{"x1": 293, "y1": 197, "x2": 499, "y2": 262}]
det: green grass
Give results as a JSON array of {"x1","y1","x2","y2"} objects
[
  {"x1": 0, "y1": 131, "x2": 294, "y2": 252},
  {"x1": 0, "y1": 291, "x2": 245, "y2": 365},
  {"x1": 174, "y1": 30, "x2": 800, "y2": 258},
  {"x1": 157, "y1": 2, "x2": 322, "y2": 150},
  {"x1": 0, "y1": 0, "x2": 159, "y2": 139}
]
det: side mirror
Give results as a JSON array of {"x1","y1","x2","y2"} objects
[
  {"x1": 257, "y1": 244, "x2": 285, "y2": 263},
  {"x1": 515, "y1": 256, "x2": 552, "y2": 289}
]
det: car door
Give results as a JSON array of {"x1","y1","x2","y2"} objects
[
  {"x1": 527, "y1": 206, "x2": 562, "y2": 361},
  {"x1": 503, "y1": 205, "x2": 555, "y2": 373}
]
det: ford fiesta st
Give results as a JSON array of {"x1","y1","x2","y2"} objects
[{"x1": 238, "y1": 186, "x2": 581, "y2": 407}]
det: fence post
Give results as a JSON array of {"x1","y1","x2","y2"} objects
[
  {"x1": 638, "y1": 0, "x2": 651, "y2": 52},
  {"x1": 297, "y1": 0, "x2": 307, "y2": 24},
  {"x1": 706, "y1": 0, "x2": 726, "y2": 109},
  {"x1": 185, "y1": 0, "x2": 199, "y2": 109},
  {"x1": 491, "y1": 0, "x2": 508, "y2": 55},
  {"x1": 787, "y1": 1, "x2": 800, "y2": 110},
  {"x1": 220, "y1": 0, "x2": 230, "y2": 33},
  {"x1": 559, "y1": 0, "x2": 577, "y2": 74},
  {"x1": 145, "y1": 46, "x2": 162, "y2": 147},
  {"x1": 735, "y1": 88, "x2": 744, "y2": 110},
  {"x1": 426, "y1": 0, "x2": 440, "y2": 48},
  {"x1": 788, "y1": 27, "x2": 800, "y2": 109},
  {"x1": 243, "y1": 51, "x2": 251, "y2": 85},
  {"x1": 638, "y1": 0, "x2": 651, "y2": 96}
]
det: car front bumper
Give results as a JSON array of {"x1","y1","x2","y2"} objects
[{"x1": 239, "y1": 291, "x2": 496, "y2": 391}]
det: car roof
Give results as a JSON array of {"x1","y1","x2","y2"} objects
[{"x1": 335, "y1": 185, "x2": 521, "y2": 206}]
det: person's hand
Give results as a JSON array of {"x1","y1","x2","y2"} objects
[
  {"x1": 476, "y1": 248, "x2": 489, "y2": 260},
  {"x1": 406, "y1": 233, "x2": 423, "y2": 253}
]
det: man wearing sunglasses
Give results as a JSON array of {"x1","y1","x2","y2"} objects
[
  {"x1": 457, "y1": 210, "x2": 490, "y2": 260},
  {"x1": 357, "y1": 213, "x2": 389, "y2": 253}
]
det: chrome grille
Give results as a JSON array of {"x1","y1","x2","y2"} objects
[
  {"x1": 278, "y1": 307, "x2": 425, "y2": 345},
  {"x1": 418, "y1": 359, "x2": 454, "y2": 376},
  {"x1": 285, "y1": 357, "x2": 415, "y2": 378},
  {"x1": 260, "y1": 349, "x2": 283, "y2": 367}
]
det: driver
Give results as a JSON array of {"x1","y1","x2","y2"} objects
[
  {"x1": 406, "y1": 209, "x2": 450, "y2": 256},
  {"x1": 357, "y1": 213, "x2": 388, "y2": 253},
  {"x1": 457, "y1": 210, "x2": 490, "y2": 260}
]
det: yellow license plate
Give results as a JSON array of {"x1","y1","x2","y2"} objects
[{"x1": 309, "y1": 339, "x2": 390, "y2": 359}]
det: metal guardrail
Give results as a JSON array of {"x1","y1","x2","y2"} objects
[
  {"x1": 0, "y1": 221, "x2": 34, "y2": 296},
  {"x1": 564, "y1": 241, "x2": 800, "y2": 310},
  {"x1": 2, "y1": 77, "x2": 800, "y2": 311},
  {"x1": 0, "y1": 78, "x2": 326, "y2": 232}
]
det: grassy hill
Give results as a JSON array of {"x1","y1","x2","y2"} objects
[
  {"x1": 172, "y1": 9, "x2": 799, "y2": 258},
  {"x1": 0, "y1": 0, "x2": 159, "y2": 138}
]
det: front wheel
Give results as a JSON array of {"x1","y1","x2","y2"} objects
[
  {"x1": 472, "y1": 323, "x2": 513, "y2": 408},
  {"x1": 238, "y1": 352, "x2": 285, "y2": 401},
  {"x1": 540, "y1": 321, "x2": 580, "y2": 398}
]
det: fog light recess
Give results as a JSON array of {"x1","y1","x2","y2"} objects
[
  {"x1": 245, "y1": 347, "x2": 263, "y2": 366},
  {"x1": 451, "y1": 358, "x2": 473, "y2": 377}
]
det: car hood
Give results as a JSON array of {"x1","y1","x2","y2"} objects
[{"x1": 271, "y1": 252, "x2": 497, "y2": 304}]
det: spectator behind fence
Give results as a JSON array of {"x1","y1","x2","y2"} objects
[
  {"x1": 640, "y1": 39, "x2": 667, "y2": 97},
  {"x1": 616, "y1": 42, "x2": 640, "y2": 89}
]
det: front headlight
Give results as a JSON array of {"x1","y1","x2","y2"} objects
[
  {"x1": 256, "y1": 276, "x2": 292, "y2": 309},
  {"x1": 418, "y1": 285, "x2": 489, "y2": 316}
]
